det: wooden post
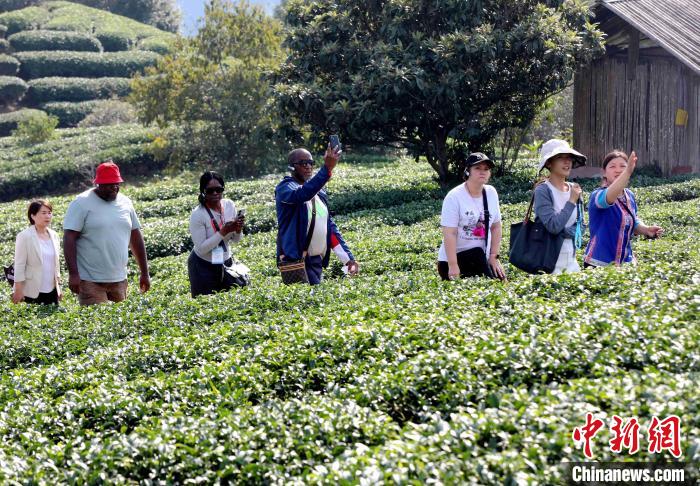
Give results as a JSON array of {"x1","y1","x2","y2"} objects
[{"x1": 628, "y1": 29, "x2": 639, "y2": 80}]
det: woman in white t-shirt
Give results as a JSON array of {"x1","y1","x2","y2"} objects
[
  {"x1": 533, "y1": 139, "x2": 586, "y2": 274},
  {"x1": 438, "y1": 153, "x2": 506, "y2": 281}
]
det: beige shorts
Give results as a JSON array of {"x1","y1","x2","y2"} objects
[{"x1": 79, "y1": 280, "x2": 128, "y2": 306}]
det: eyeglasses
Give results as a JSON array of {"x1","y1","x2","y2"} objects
[
  {"x1": 294, "y1": 159, "x2": 315, "y2": 167},
  {"x1": 205, "y1": 187, "x2": 224, "y2": 195}
]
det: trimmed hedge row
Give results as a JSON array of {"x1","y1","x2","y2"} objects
[
  {"x1": 42, "y1": 2, "x2": 176, "y2": 51},
  {"x1": 0, "y1": 74, "x2": 26, "y2": 102},
  {"x1": 0, "y1": 124, "x2": 165, "y2": 200},
  {"x1": 96, "y1": 30, "x2": 131, "y2": 52},
  {"x1": 15, "y1": 50, "x2": 159, "y2": 79},
  {"x1": 0, "y1": 107, "x2": 43, "y2": 135},
  {"x1": 0, "y1": 5, "x2": 48, "y2": 35},
  {"x1": 27, "y1": 76, "x2": 130, "y2": 103},
  {"x1": 0, "y1": 53, "x2": 18, "y2": 75},
  {"x1": 8, "y1": 29, "x2": 102, "y2": 52},
  {"x1": 40, "y1": 99, "x2": 108, "y2": 126},
  {"x1": 0, "y1": 38, "x2": 8, "y2": 53},
  {"x1": 137, "y1": 36, "x2": 173, "y2": 55}
]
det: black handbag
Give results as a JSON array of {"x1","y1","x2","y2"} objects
[
  {"x1": 278, "y1": 199, "x2": 316, "y2": 285},
  {"x1": 205, "y1": 206, "x2": 250, "y2": 288},
  {"x1": 508, "y1": 189, "x2": 565, "y2": 274},
  {"x1": 3, "y1": 263, "x2": 14, "y2": 287}
]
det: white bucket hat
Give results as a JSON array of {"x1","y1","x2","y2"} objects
[{"x1": 538, "y1": 139, "x2": 587, "y2": 172}]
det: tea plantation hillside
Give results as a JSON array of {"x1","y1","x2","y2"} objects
[
  {"x1": 0, "y1": 154, "x2": 698, "y2": 483},
  {"x1": 0, "y1": 1, "x2": 175, "y2": 132},
  {"x1": 0, "y1": 124, "x2": 161, "y2": 201}
]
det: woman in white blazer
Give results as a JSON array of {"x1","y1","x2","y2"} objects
[{"x1": 12, "y1": 200, "x2": 62, "y2": 305}]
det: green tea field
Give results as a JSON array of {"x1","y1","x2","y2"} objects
[{"x1": 0, "y1": 154, "x2": 698, "y2": 483}]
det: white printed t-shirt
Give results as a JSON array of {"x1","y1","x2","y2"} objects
[{"x1": 438, "y1": 184, "x2": 501, "y2": 262}]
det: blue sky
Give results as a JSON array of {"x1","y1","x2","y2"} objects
[{"x1": 178, "y1": 0, "x2": 280, "y2": 35}]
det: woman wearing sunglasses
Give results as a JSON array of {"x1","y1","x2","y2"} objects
[{"x1": 188, "y1": 171, "x2": 245, "y2": 297}]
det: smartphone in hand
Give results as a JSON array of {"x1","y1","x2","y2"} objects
[{"x1": 329, "y1": 134, "x2": 341, "y2": 151}]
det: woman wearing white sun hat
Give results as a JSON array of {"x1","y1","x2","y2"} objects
[{"x1": 533, "y1": 139, "x2": 587, "y2": 274}]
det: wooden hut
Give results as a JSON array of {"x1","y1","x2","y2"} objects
[{"x1": 574, "y1": 0, "x2": 700, "y2": 175}]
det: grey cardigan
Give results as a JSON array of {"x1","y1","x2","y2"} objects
[{"x1": 533, "y1": 183, "x2": 578, "y2": 239}]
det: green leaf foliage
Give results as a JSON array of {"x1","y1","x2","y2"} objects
[
  {"x1": 40, "y1": 99, "x2": 109, "y2": 126},
  {"x1": 0, "y1": 4, "x2": 48, "y2": 34},
  {"x1": 276, "y1": 0, "x2": 605, "y2": 183},
  {"x1": 130, "y1": 0, "x2": 286, "y2": 177},
  {"x1": 27, "y1": 76, "x2": 131, "y2": 103},
  {"x1": 0, "y1": 106, "x2": 43, "y2": 135},
  {"x1": 10, "y1": 109, "x2": 58, "y2": 143},
  {"x1": 0, "y1": 53, "x2": 18, "y2": 75},
  {"x1": 0, "y1": 74, "x2": 26, "y2": 102},
  {"x1": 15, "y1": 50, "x2": 160, "y2": 79},
  {"x1": 0, "y1": 151, "x2": 697, "y2": 482},
  {"x1": 0, "y1": 123, "x2": 163, "y2": 198},
  {"x1": 0, "y1": 0, "x2": 181, "y2": 33},
  {"x1": 8, "y1": 29, "x2": 102, "y2": 52}
]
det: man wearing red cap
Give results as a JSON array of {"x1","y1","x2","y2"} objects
[{"x1": 63, "y1": 160, "x2": 150, "y2": 305}]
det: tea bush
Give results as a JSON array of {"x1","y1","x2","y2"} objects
[
  {"x1": 8, "y1": 29, "x2": 102, "y2": 52},
  {"x1": 0, "y1": 74, "x2": 26, "y2": 102},
  {"x1": 15, "y1": 50, "x2": 159, "y2": 79},
  {"x1": 27, "y1": 76, "x2": 131, "y2": 103},
  {"x1": 0, "y1": 154, "x2": 697, "y2": 483}
]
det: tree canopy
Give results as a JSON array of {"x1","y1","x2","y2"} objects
[
  {"x1": 275, "y1": 0, "x2": 604, "y2": 183},
  {"x1": 130, "y1": 0, "x2": 285, "y2": 175}
]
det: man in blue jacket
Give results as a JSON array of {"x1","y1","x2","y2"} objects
[{"x1": 275, "y1": 145, "x2": 359, "y2": 284}]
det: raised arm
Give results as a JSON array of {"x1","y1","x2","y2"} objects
[{"x1": 605, "y1": 151, "x2": 636, "y2": 205}]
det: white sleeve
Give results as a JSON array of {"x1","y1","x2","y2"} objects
[{"x1": 440, "y1": 192, "x2": 460, "y2": 228}]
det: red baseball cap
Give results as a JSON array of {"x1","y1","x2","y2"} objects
[{"x1": 94, "y1": 161, "x2": 123, "y2": 184}]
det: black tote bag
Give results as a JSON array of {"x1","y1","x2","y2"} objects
[{"x1": 509, "y1": 191, "x2": 565, "y2": 274}]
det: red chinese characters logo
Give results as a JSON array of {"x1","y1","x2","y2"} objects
[
  {"x1": 572, "y1": 413, "x2": 605, "y2": 459},
  {"x1": 609, "y1": 415, "x2": 640, "y2": 454},
  {"x1": 573, "y1": 414, "x2": 682, "y2": 459},
  {"x1": 648, "y1": 415, "x2": 682, "y2": 458}
]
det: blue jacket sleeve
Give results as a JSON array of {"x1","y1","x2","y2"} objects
[
  {"x1": 533, "y1": 183, "x2": 576, "y2": 236},
  {"x1": 276, "y1": 165, "x2": 331, "y2": 205}
]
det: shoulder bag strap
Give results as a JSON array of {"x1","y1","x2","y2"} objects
[
  {"x1": 204, "y1": 205, "x2": 228, "y2": 251},
  {"x1": 524, "y1": 183, "x2": 539, "y2": 224},
  {"x1": 482, "y1": 188, "x2": 490, "y2": 253}
]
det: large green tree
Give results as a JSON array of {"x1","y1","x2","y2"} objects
[
  {"x1": 130, "y1": 0, "x2": 284, "y2": 176},
  {"x1": 276, "y1": 0, "x2": 604, "y2": 183}
]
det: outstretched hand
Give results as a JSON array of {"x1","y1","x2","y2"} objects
[{"x1": 324, "y1": 144, "x2": 342, "y2": 171}]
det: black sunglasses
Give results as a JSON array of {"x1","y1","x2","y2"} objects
[
  {"x1": 294, "y1": 159, "x2": 315, "y2": 167},
  {"x1": 205, "y1": 186, "x2": 224, "y2": 195}
]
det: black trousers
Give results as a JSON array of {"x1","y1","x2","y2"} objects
[
  {"x1": 188, "y1": 251, "x2": 235, "y2": 297},
  {"x1": 438, "y1": 248, "x2": 493, "y2": 280},
  {"x1": 24, "y1": 288, "x2": 58, "y2": 305}
]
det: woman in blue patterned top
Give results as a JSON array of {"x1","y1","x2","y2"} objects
[{"x1": 584, "y1": 150, "x2": 663, "y2": 268}]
